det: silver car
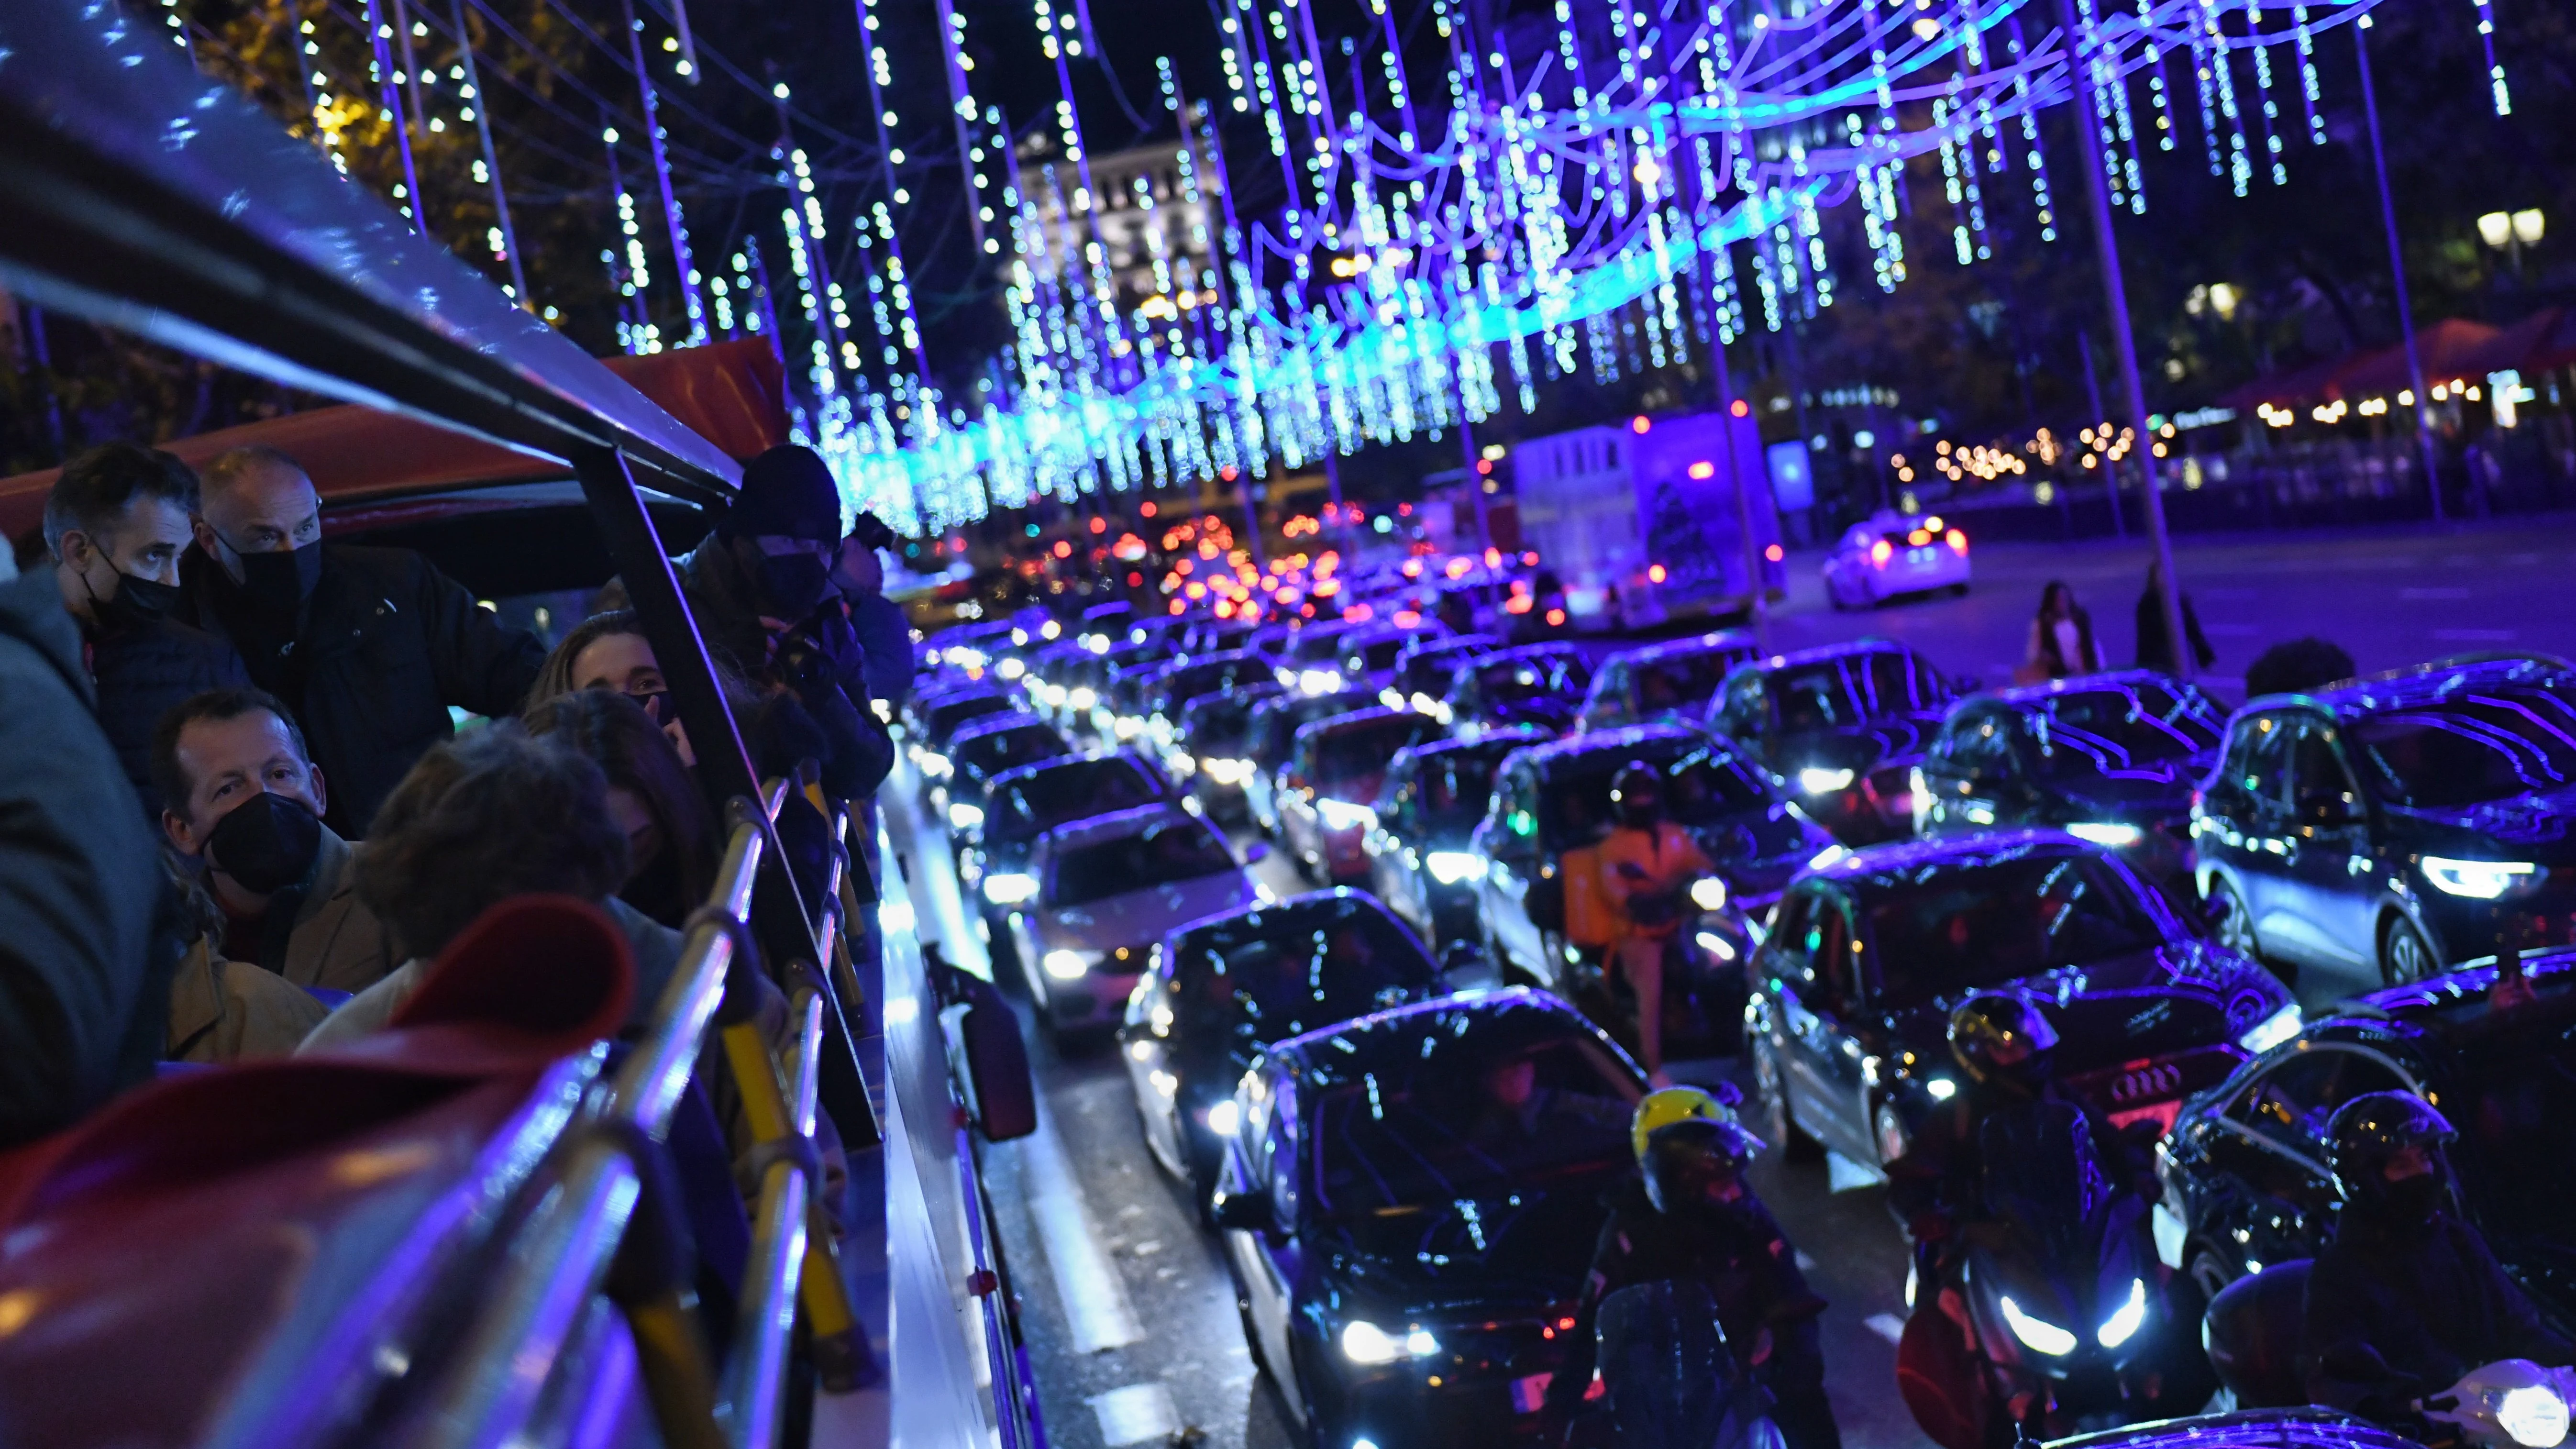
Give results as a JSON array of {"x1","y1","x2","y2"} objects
[{"x1": 1007, "y1": 805, "x2": 1269, "y2": 1040}]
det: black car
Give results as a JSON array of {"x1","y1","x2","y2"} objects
[
  {"x1": 960, "y1": 752, "x2": 1181, "y2": 954},
  {"x1": 1173, "y1": 684, "x2": 1288, "y2": 818},
  {"x1": 933, "y1": 712, "x2": 1071, "y2": 841},
  {"x1": 1385, "y1": 634, "x2": 1501, "y2": 714},
  {"x1": 1337, "y1": 622, "x2": 1452, "y2": 697},
  {"x1": 2191, "y1": 655, "x2": 2576, "y2": 988},
  {"x1": 909, "y1": 686, "x2": 1024, "y2": 777},
  {"x1": 1144, "y1": 648, "x2": 1277, "y2": 750},
  {"x1": 1213, "y1": 989, "x2": 1647, "y2": 1449},
  {"x1": 1366, "y1": 730, "x2": 1552, "y2": 946},
  {"x1": 1746, "y1": 830, "x2": 2297, "y2": 1172},
  {"x1": 1120, "y1": 890, "x2": 1448, "y2": 1205},
  {"x1": 1708, "y1": 639, "x2": 1956, "y2": 844},
  {"x1": 1917, "y1": 671, "x2": 2226, "y2": 890},
  {"x1": 1574, "y1": 631, "x2": 1759, "y2": 734},
  {"x1": 1278, "y1": 708, "x2": 1450, "y2": 886},
  {"x1": 1273, "y1": 618, "x2": 1368, "y2": 696},
  {"x1": 1442, "y1": 643, "x2": 1592, "y2": 739},
  {"x1": 1483, "y1": 722, "x2": 1824, "y2": 990},
  {"x1": 2153, "y1": 951, "x2": 2576, "y2": 1320},
  {"x1": 1244, "y1": 687, "x2": 1382, "y2": 837}
]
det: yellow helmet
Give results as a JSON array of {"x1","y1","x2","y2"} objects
[{"x1": 1630, "y1": 1084, "x2": 1740, "y2": 1161}]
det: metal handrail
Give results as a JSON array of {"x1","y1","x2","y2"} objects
[
  {"x1": 722, "y1": 1160, "x2": 809, "y2": 1449},
  {"x1": 608, "y1": 807, "x2": 763, "y2": 1129}
]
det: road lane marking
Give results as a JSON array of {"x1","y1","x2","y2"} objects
[
  {"x1": 1088, "y1": 1383, "x2": 1180, "y2": 1446},
  {"x1": 1020, "y1": 1076, "x2": 1144, "y2": 1352},
  {"x1": 1865, "y1": 1313, "x2": 1908, "y2": 1345}
]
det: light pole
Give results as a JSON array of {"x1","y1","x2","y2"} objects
[
  {"x1": 2355, "y1": 15, "x2": 2446, "y2": 524},
  {"x1": 2476, "y1": 208, "x2": 2545, "y2": 275},
  {"x1": 2057, "y1": 0, "x2": 2187, "y2": 677}
]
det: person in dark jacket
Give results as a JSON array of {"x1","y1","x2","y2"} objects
[
  {"x1": 2245, "y1": 636, "x2": 2356, "y2": 699},
  {"x1": 1545, "y1": 1111, "x2": 1837, "y2": 1449},
  {"x1": 0, "y1": 550, "x2": 173, "y2": 1148},
  {"x1": 2299, "y1": 1092, "x2": 2572, "y2": 1424},
  {"x1": 2133, "y1": 560, "x2": 2216, "y2": 675},
  {"x1": 42, "y1": 442, "x2": 246, "y2": 814},
  {"x1": 832, "y1": 509, "x2": 915, "y2": 709},
  {"x1": 178, "y1": 445, "x2": 545, "y2": 836}
]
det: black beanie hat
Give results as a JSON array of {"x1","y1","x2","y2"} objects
[{"x1": 719, "y1": 444, "x2": 843, "y2": 542}]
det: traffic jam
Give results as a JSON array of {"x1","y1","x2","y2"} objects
[{"x1": 893, "y1": 561, "x2": 2576, "y2": 1449}]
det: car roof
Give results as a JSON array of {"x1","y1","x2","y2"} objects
[
  {"x1": 1165, "y1": 888, "x2": 1416, "y2": 955},
  {"x1": 2331, "y1": 947, "x2": 2576, "y2": 1040},
  {"x1": 1398, "y1": 633, "x2": 1498, "y2": 659},
  {"x1": 950, "y1": 711, "x2": 1059, "y2": 746},
  {"x1": 1401, "y1": 728, "x2": 1551, "y2": 763},
  {"x1": 1601, "y1": 630, "x2": 1759, "y2": 667},
  {"x1": 1517, "y1": 722, "x2": 1708, "y2": 771},
  {"x1": 1484, "y1": 641, "x2": 1585, "y2": 663},
  {"x1": 2245, "y1": 653, "x2": 2576, "y2": 723},
  {"x1": 1799, "y1": 826, "x2": 2093, "y2": 886},
  {"x1": 1981, "y1": 668, "x2": 2184, "y2": 709},
  {"x1": 1750, "y1": 638, "x2": 1915, "y2": 672},
  {"x1": 1294, "y1": 704, "x2": 1426, "y2": 741},
  {"x1": 986, "y1": 751, "x2": 1157, "y2": 794},
  {"x1": 1264, "y1": 986, "x2": 1615, "y2": 1079},
  {"x1": 1034, "y1": 802, "x2": 1205, "y2": 852}
]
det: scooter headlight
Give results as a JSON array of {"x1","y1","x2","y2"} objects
[
  {"x1": 2096, "y1": 1277, "x2": 2149, "y2": 1349},
  {"x1": 2496, "y1": 1384, "x2": 2570, "y2": 1448},
  {"x1": 1690, "y1": 877, "x2": 1728, "y2": 910},
  {"x1": 1340, "y1": 1320, "x2": 1440, "y2": 1365},
  {"x1": 1999, "y1": 1295, "x2": 2077, "y2": 1357},
  {"x1": 1426, "y1": 851, "x2": 1485, "y2": 885},
  {"x1": 1797, "y1": 766, "x2": 1855, "y2": 795}
]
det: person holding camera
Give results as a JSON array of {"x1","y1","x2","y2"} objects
[{"x1": 831, "y1": 510, "x2": 915, "y2": 711}]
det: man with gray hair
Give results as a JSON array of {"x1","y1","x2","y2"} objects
[{"x1": 177, "y1": 444, "x2": 545, "y2": 835}]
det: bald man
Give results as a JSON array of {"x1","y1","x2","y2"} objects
[{"x1": 177, "y1": 445, "x2": 545, "y2": 835}]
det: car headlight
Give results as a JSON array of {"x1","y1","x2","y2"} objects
[
  {"x1": 984, "y1": 872, "x2": 1039, "y2": 906},
  {"x1": 1299, "y1": 668, "x2": 1345, "y2": 696},
  {"x1": 1426, "y1": 851, "x2": 1485, "y2": 885},
  {"x1": 1797, "y1": 766, "x2": 1855, "y2": 795},
  {"x1": 949, "y1": 801, "x2": 985, "y2": 830},
  {"x1": 2497, "y1": 1384, "x2": 2571, "y2": 1449},
  {"x1": 2067, "y1": 821, "x2": 2144, "y2": 848},
  {"x1": 1204, "y1": 1100, "x2": 1241, "y2": 1136},
  {"x1": 1170, "y1": 752, "x2": 1199, "y2": 776},
  {"x1": 1042, "y1": 949, "x2": 1098, "y2": 981},
  {"x1": 2096, "y1": 1277, "x2": 2149, "y2": 1349},
  {"x1": 920, "y1": 751, "x2": 951, "y2": 778},
  {"x1": 1316, "y1": 797, "x2": 1377, "y2": 831},
  {"x1": 1690, "y1": 877, "x2": 1728, "y2": 910},
  {"x1": 1339, "y1": 1319, "x2": 1441, "y2": 1365},
  {"x1": 1202, "y1": 757, "x2": 1254, "y2": 785},
  {"x1": 1068, "y1": 686, "x2": 1097, "y2": 709},
  {"x1": 1115, "y1": 717, "x2": 1143, "y2": 739},
  {"x1": 2237, "y1": 1001, "x2": 2303, "y2": 1054},
  {"x1": 2421, "y1": 855, "x2": 2540, "y2": 899},
  {"x1": 1999, "y1": 1295, "x2": 2077, "y2": 1356},
  {"x1": 996, "y1": 657, "x2": 1027, "y2": 680}
]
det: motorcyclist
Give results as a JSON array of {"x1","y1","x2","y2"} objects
[
  {"x1": 2298, "y1": 1092, "x2": 2573, "y2": 1425},
  {"x1": 1596, "y1": 763, "x2": 1714, "y2": 1086},
  {"x1": 1543, "y1": 1088, "x2": 1839, "y2": 1449}
]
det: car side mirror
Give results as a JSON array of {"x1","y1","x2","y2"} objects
[
  {"x1": 935, "y1": 959, "x2": 1037, "y2": 1142},
  {"x1": 1211, "y1": 1186, "x2": 1275, "y2": 1234},
  {"x1": 1243, "y1": 841, "x2": 1272, "y2": 865}
]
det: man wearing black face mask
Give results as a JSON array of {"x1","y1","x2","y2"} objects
[
  {"x1": 2300, "y1": 1093, "x2": 2572, "y2": 1424},
  {"x1": 151, "y1": 688, "x2": 398, "y2": 1000},
  {"x1": 179, "y1": 446, "x2": 545, "y2": 836},
  {"x1": 42, "y1": 443, "x2": 247, "y2": 814}
]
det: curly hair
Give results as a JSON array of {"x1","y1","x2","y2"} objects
[
  {"x1": 354, "y1": 725, "x2": 630, "y2": 961},
  {"x1": 522, "y1": 688, "x2": 718, "y2": 915}
]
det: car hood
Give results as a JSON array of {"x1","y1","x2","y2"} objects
[
  {"x1": 1878, "y1": 938, "x2": 2287, "y2": 1063},
  {"x1": 1312, "y1": 1176, "x2": 1619, "y2": 1315},
  {"x1": 1688, "y1": 804, "x2": 1835, "y2": 897},
  {"x1": 1039, "y1": 873, "x2": 1262, "y2": 953},
  {"x1": 1780, "y1": 713, "x2": 1939, "y2": 774},
  {"x1": 2048, "y1": 764, "x2": 2206, "y2": 825},
  {"x1": 2384, "y1": 785, "x2": 2576, "y2": 859}
]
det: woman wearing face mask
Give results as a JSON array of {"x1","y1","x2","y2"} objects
[{"x1": 522, "y1": 689, "x2": 719, "y2": 929}]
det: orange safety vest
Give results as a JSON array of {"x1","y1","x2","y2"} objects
[{"x1": 1592, "y1": 824, "x2": 1712, "y2": 942}]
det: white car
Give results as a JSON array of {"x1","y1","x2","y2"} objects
[
  {"x1": 1007, "y1": 805, "x2": 1268, "y2": 1040},
  {"x1": 1822, "y1": 511, "x2": 1972, "y2": 609}
]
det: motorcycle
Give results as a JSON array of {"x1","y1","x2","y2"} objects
[
  {"x1": 1900, "y1": 1103, "x2": 2212, "y2": 1449},
  {"x1": 1576, "y1": 1278, "x2": 1784, "y2": 1449},
  {"x1": 1571, "y1": 871, "x2": 1752, "y2": 1062}
]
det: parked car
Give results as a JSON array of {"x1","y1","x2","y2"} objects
[
  {"x1": 1441, "y1": 643, "x2": 1593, "y2": 739},
  {"x1": 1822, "y1": 509, "x2": 1972, "y2": 609},
  {"x1": 2192, "y1": 653, "x2": 2576, "y2": 985},
  {"x1": 1745, "y1": 830, "x2": 2296, "y2": 1173},
  {"x1": 1120, "y1": 890, "x2": 1448, "y2": 1206},
  {"x1": 1574, "y1": 630, "x2": 1758, "y2": 734},
  {"x1": 932, "y1": 712, "x2": 1071, "y2": 841},
  {"x1": 1243, "y1": 688, "x2": 1382, "y2": 837},
  {"x1": 1212, "y1": 990, "x2": 1647, "y2": 1449},
  {"x1": 2153, "y1": 949, "x2": 2576, "y2": 1318},
  {"x1": 1366, "y1": 730, "x2": 1551, "y2": 947},
  {"x1": 1708, "y1": 640, "x2": 1956, "y2": 844},
  {"x1": 1916, "y1": 671, "x2": 2226, "y2": 892},
  {"x1": 1006, "y1": 805, "x2": 1267, "y2": 1040},
  {"x1": 1277, "y1": 708, "x2": 1449, "y2": 885}
]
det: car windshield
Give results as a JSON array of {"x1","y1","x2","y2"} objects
[
  {"x1": 1256, "y1": 693, "x2": 1374, "y2": 761},
  {"x1": 1315, "y1": 715, "x2": 1441, "y2": 786},
  {"x1": 2029, "y1": 683, "x2": 2225, "y2": 776},
  {"x1": 1768, "y1": 651, "x2": 1939, "y2": 731},
  {"x1": 1049, "y1": 818, "x2": 1239, "y2": 906},
  {"x1": 1350, "y1": 635, "x2": 1410, "y2": 672},
  {"x1": 1171, "y1": 903, "x2": 1438, "y2": 1047},
  {"x1": 1396, "y1": 644, "x2": 1481, "y2": 696},
  {"x1": 928, "y1": 694, "x2": 1015, "y2": 737},
  {"x1": 996, "y1": 762, "x2": 1161, "y2": 838},
  {"x1": 1287, "y1": 626, "x2": 1356, "y2": 663},
  {"x1": 956, "y1": 725, "x2": 1066, "y2": 778},
  {"x1": 1634, "y1": 650, "x2": 1747, "y2": 713},
  {"x1": 1859, "y1": 850, "x2": 2171, "y2": 1008},
  {"x1": 1537, "y1": 746, "x2": 1773, "y2": 852},
  {"x1": 2348, "y1": 687, "x2": 2576, "y2": 807},
  {"x1": 1417, "y1": 748, "x2": 1513, "y2": 827},
  {"x1": 1478, "y1": 651, "x2": 1591, "y2": 705},
  {"x1": 1183, "y1": 693, "x2": 1268, "y2": 747},
  {"x1": 1309, "y1": 1029, "x2": 1639, "y2": 1217}
]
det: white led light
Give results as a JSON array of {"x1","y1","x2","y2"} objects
[
  {"x1": 1426, "y1": 851, "x2": 1484, "y2": 885},
  {"x1": 2066, "y1": 821, "x2": 2143, "y2": 848},
  {"x1": 1797, "y1": 766, "x2": 1856, "y2": 795},
  {"x1": 2096, "y1": 1278, "x2": 2149, "y2": 1348},
  {"x1": 2421, "y1": 856, "x2": 2538, "y2": 899},
  {"x1": 1999, "y1": 1295, "x2": 2076, "y2": 1356},
  {"x1": 1043, "y1": 949, "x2": 1093, "y2": 980}
]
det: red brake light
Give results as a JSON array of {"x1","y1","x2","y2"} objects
[
  {"x1": 1946, "y1": 528, "x2": 1968, "y2": 554},
  {"x1": 1869, "y1": 540, "x2": 1892, "y2": 567},
  {"x1": 1647, "y1": 564, "x2": 1669, "y2": 584}
]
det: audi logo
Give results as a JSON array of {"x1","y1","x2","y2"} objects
[{"x1": 2112, "y1": 1062, "x2": 2183, "y2": 1104}]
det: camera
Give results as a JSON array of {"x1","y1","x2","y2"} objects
[{"x1": 850, "y1": 511, "x2": 897, "y2": 552}]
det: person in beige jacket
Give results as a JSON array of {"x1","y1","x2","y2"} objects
[
  {"x1": 152, "y1": 686, "x2": 398, "y2": 996},
  {"x1": 157, "y1": 856, "x2": 328, "y2": 1062}
]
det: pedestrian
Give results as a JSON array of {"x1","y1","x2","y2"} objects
[
  {"x1": 179, "y1": 445, "x2": 547, "y2": 836},
  {"x1": 41, "y1": 442, "x2": 246, "y2": 814},
  {"x1": 151, "y1": 686, "x2": 399, "y2": 995},
  {"x1": 2019, "y1": 579, "x2": 2099, "y2": 683},
  {"x1": 2133, "y1": 560, "x2": 2215, "y2": 675},
  {"x1": 830, "y1": 510, "x2": 916, "y2": 709},
  {"x1": 0, "y1": 545, "x2": 173, "y2": 1147},
  {"x1": 2245, "y1": 636, "x2": 2356, "y2": 699},
  {"x1": 523, "y1": 688, "x2": 719, "y2": 929}
]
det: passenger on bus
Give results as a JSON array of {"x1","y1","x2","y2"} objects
[
  {"x1": 151, "y1": 687, "x2": 398, "y2": 995},
  {"x1": 526, "y1": 608, "x2": 844, "y2": 790},
  {"x1": 830, "y1": 509, "x2": 915, "y2": 708},
  {"x1": 42, "y1": 442, "x2": 246, "y2": 814},
  {"x1": 0, "y1": 548, "x2": 173, "y2": 1146},
  {"x1": 524, "y1": 690, "x2": 718, "y2": 930},
  {"x1": 178, "y1": 445, "x2": 546, "y2": 836},
  {"x1": 160, "y1": 856, "x2": 330, "y2": 1063}
]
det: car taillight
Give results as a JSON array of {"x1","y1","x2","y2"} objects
[
  {"x1": 1946, "y1": 528, "x2": 1968, "y2": 554},
  {"x1": 1870, "y1": 540, "x2": 1892, "y2": 567},
  {"x1": 1647, "y1": 563, "x2": 1668, "y2": 584}
]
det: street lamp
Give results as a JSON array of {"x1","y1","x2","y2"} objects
[{"x1": 2477, "y1": 209, "x2": 2545, "y2": 270}]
